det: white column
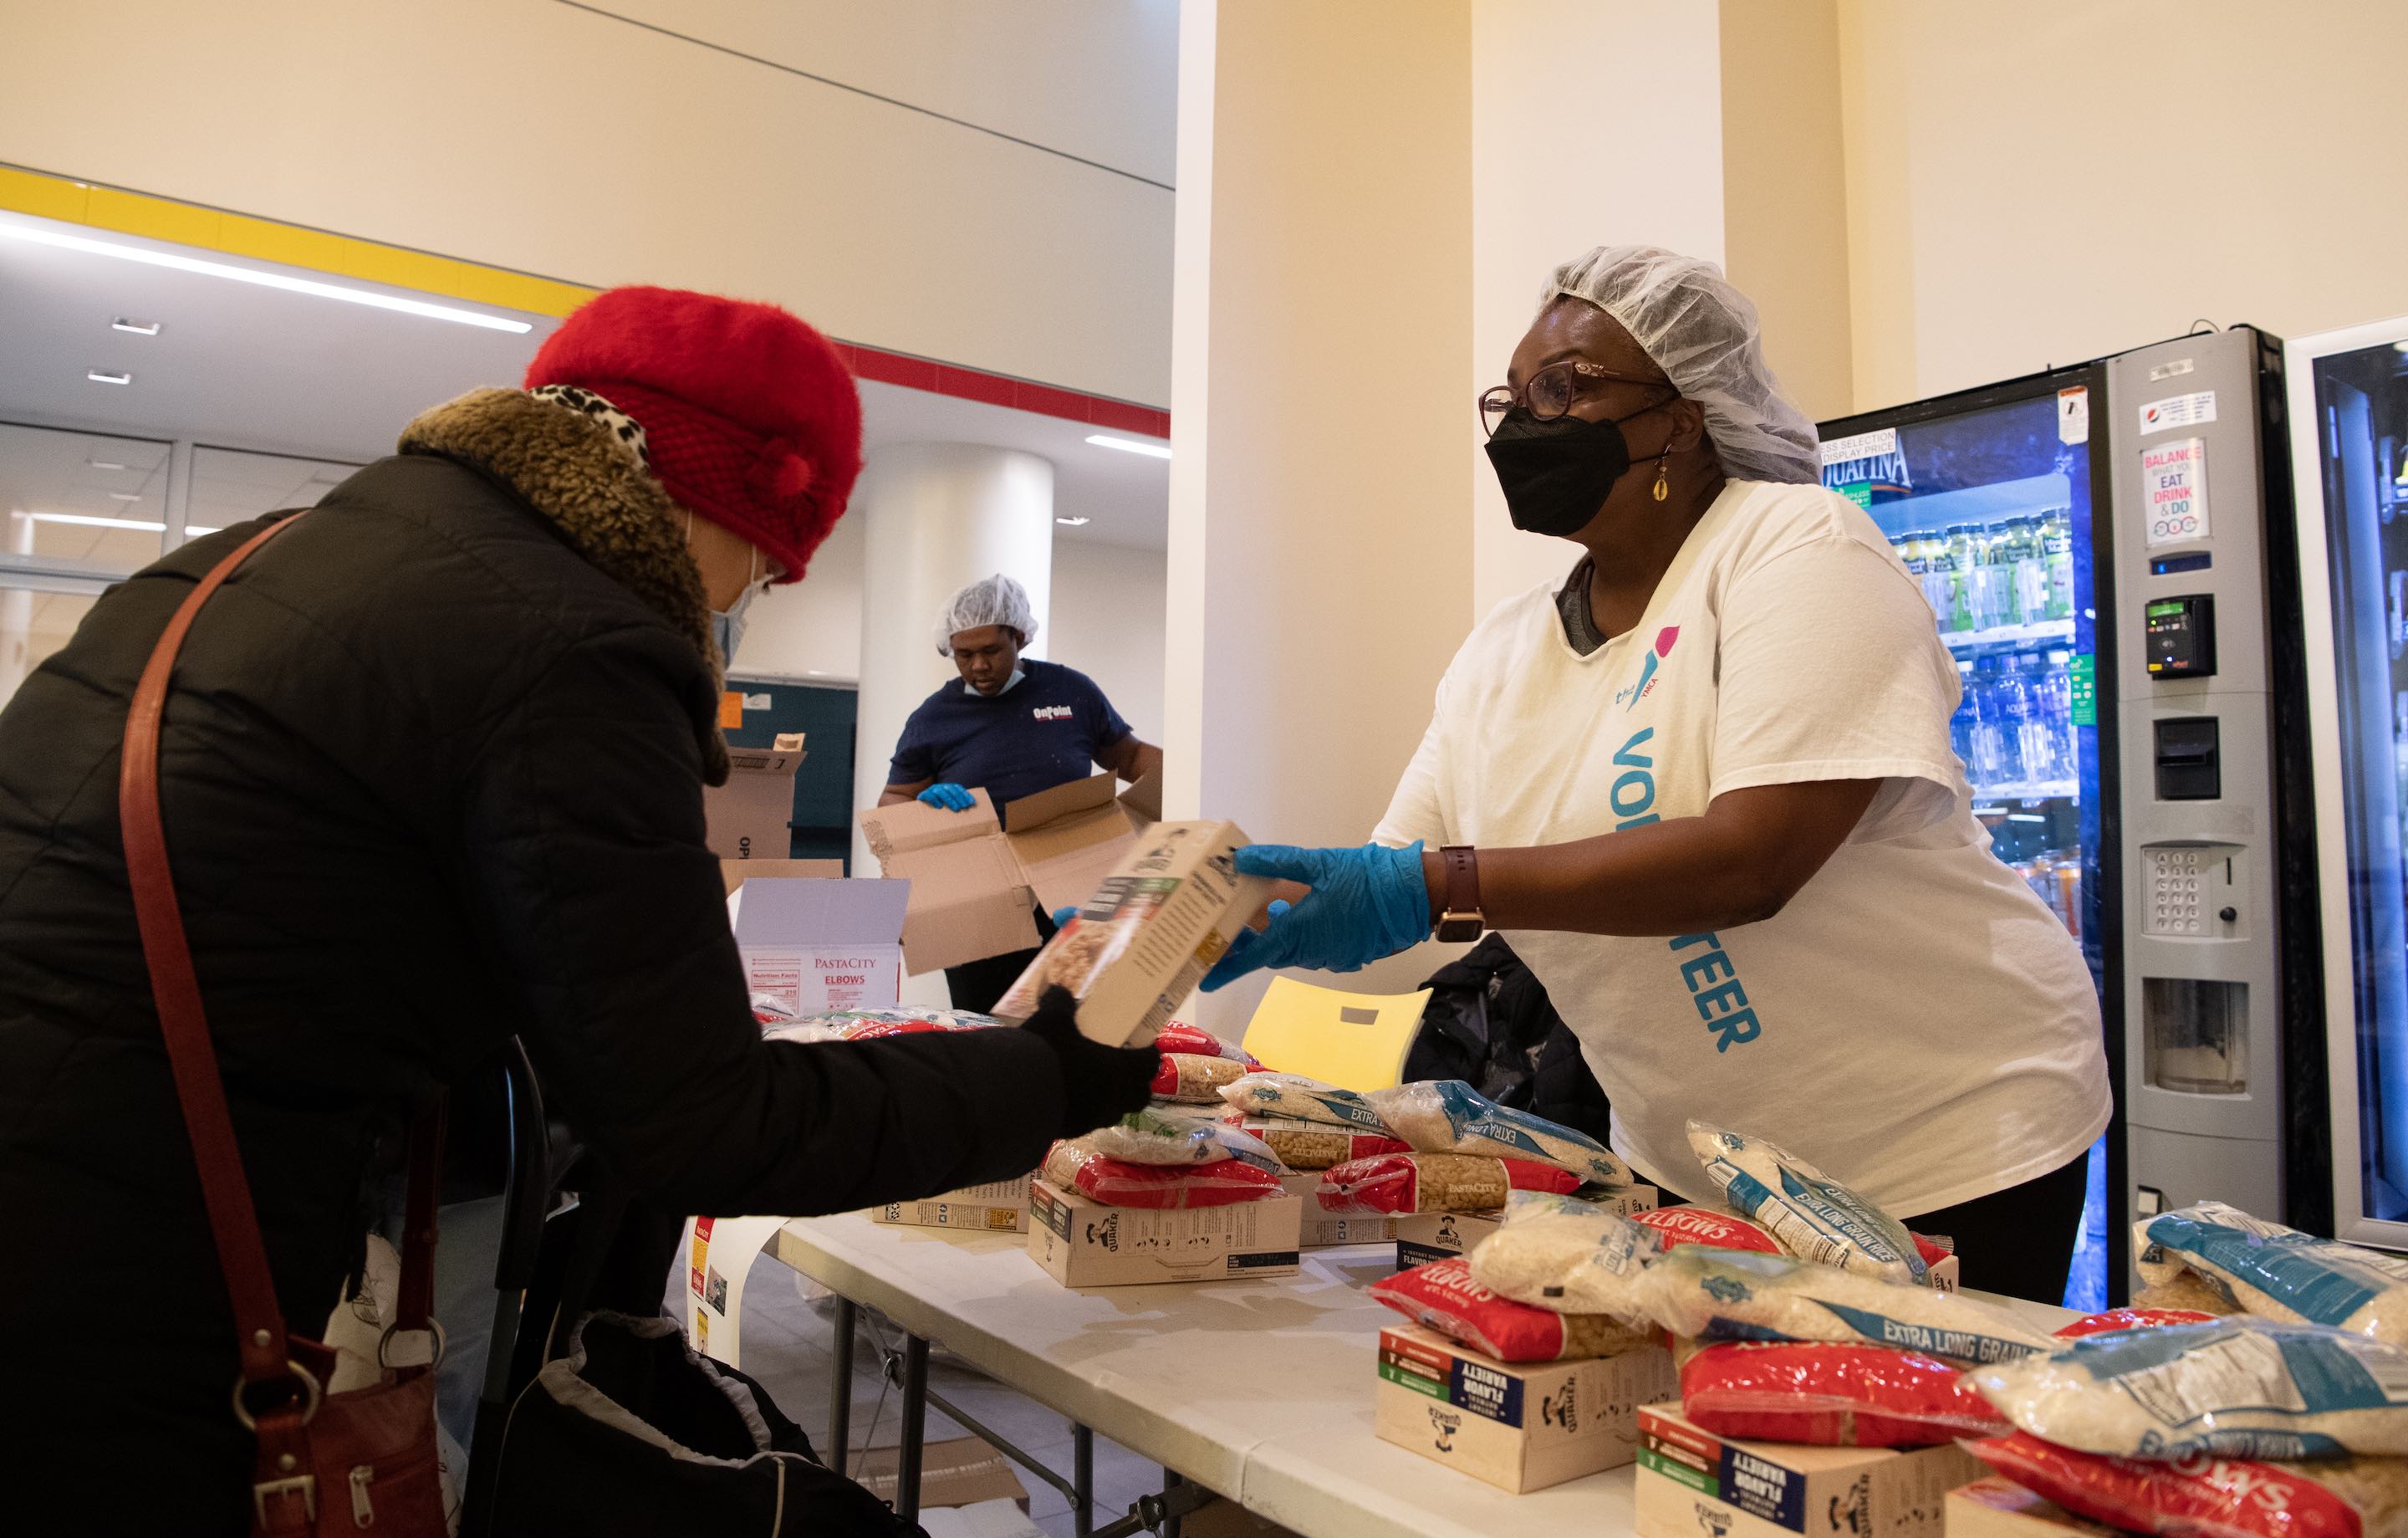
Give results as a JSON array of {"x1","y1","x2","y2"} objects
[
  {"x1": 849, "y1": 442, "x2": 1056, "y2": 879},
  {"x1": 1166, "y1": 2, "x2": 1477, "y2": 1035}
]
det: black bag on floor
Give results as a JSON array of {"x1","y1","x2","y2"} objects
[
  {"x1": 1408, "y1": 934, "x2": 1612, "y2": 1142},
  {"x1": 487, "y1": 1311, "x2": 920, "y2": 1537}
]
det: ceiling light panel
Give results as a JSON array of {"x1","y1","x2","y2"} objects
[
  {"x1": 110, "y1": 317, "x2": 161, "y2": 335},
  {"x1": 1084, "y1": 433, "x2": 1171, "y2": 460},
  {"x1": 86, "y1": 369, "x2": 132, "y2": 385}
]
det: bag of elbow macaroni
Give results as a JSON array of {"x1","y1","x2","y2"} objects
[
  {"x1": 1039, "y1": 1142, "x2": 1283, "y2": 1209},
  {"x1": 1371, "y1": 1257, "x2": 1657, "y2": 1363},
  {"x1": 1967, "y1": 1432, "x2": 2408, "y2": 1538},
  {"x1": 1640, "y1": 1245, "x2": 2052, "y2": 1367},
  {"x1": 1370, "y1": 1081, "x2": 1634, "y2": 1188},
  {"x1": 1218, "y1": 1113, "x2": 1409, "y2": 1171},
  {"x1": 1677, "y1": 1341, "x2": 2009, "y2": 1448},
  {"x1": 1217, "y1": 1071, "x2": 1392, "y2": 1133},
  {"x1": 1463, "y1": 1190, "x2": 1665, "y2": 1321},
  {"x1": 1152, "y1": 1021, "x2": 1261, "y2": 1067},
  {"x1": 1686, "y1": 1121, "x2": 1928, "y2": 1286},
  {"x1": 1970, "y1": 1317, "x2": 2408, "y2": 1461},
  {"x1": 2137, "y1": 1201, "x2": 2408, "y2": 1346},
  {"x1": 1318, "y1": 1152, "x2": 1581, "y2": 1216}
]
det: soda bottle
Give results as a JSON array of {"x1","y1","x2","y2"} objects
[{"x1": 2043, "y1": 509, "x2": 2075, "y2": 621}]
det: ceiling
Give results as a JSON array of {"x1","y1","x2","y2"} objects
[{"x1": 0, "y1": 207, "x2": 1168, "y2": 550}]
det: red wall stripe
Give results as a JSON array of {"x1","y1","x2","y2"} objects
[{"x1": 837, "y1": 340, "x2": 1169, "y2": 442}]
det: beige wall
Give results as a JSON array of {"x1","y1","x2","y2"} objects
[
  {"x1": 1469, "y1": 0, "x2": 1729, "y2": 618},
  {"x1": 1719, "y1": 0, "x2": 1853, "y2": 424},
  {"x1": 0, "y1": 0, "x2": 1174, "y2": 404},
  {"x1": 1834, "y1": 0, "x2": 2408, "y2": 411},
  {"x1": 1047, "y1": 540, "x2": 1167, "y2": 744}
]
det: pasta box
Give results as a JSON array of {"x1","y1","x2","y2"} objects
[
  {"x1": 992, "y1": 818, "x2": 1271, "y2": 1047},
  {"x1": 1392, "y1": 1185, "x2": 1659, "y2": 1270},
  {"x1": 1634, "y1": 1403, "x2": 1983, "y2": 1538},
  {"x1": 1026, "y1": 1179, "x2": 1302, "y2": 1287},
  {"x1": 1277, "y1": 1172, "x2": 1402, "y2": 1249},
  {"x1": 1942, "y1": 1478, "x2": 2124, "y2": 1536},
  {"x1": 868, "y1": 1176, "x2": 1035, "y2": 1235},
  {"x1": 1375, "y1": 1322, "x2": 1675, "y2": 1494},
  {"x1": 727, "y1": 876, "x2": 910, "y2": 1015}
]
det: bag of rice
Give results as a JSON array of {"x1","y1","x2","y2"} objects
[
  {"x1": 1640, "y1": 1245, "x2": 2052, "y2": 1366},
  {"x1": 1970, "y1": 1317, "x2": 2408, "y2": 1460},
  {"x1": 2056, "y1": 1308, "x2": 2222, "y2": 1340},
  {"x1": 1082, "y1": 1108, "x2": 1285, "y2": 1171},
  {"x1": 1217, "y1": 1071, "x2": 1391, "y2": 1132},
  {"x1": 1317, "y1": 1152, "x2": 1580, "y2": 1215},
  {"x1": 2136, "y1": 1268, "x2": 2248, "y2": 1317},
  {"x1": 1221, "y1": 1114, "x2": 1408, "y2": 1171},
  {"x1": 1370, "y1": 1257, "x2": 1656, "y2": 1363},
  {"x1": 1153, "y1": 1021, "x2": 1261, "y2": 1067},
  {"x1": 1153, "y1": 1053, "x2": 1251, "y2": 1104},
  {"x1": 1632, "y1": 1204, "x2": 1783, "y2": 1255},
  {"x1": 1463, "y1": 1191, "x2": 1664, "y2": 1320},
  {"x1": 1039, "y1": 1142, "x2": 1283, "y2": 1209},
  {"x1": 1677, "y1": 1341, "x2": 2008, "y2": 1447},
  {"x1": 2138, "y1": 1202, "x2": 2408, "y2": 1346},
  {"x1": 1968, "y1": 1431, "x2": 2408, "y2": 1538},
  {"x1": 1686, "y1": 1121, "x2": 1928, "y2": 1285},
  {"x1": 1370, "y1": 1081, "x2": 1634, "y2": 1188}
]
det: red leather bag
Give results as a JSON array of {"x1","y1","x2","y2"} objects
[{"x1": 120, "y1": 514, "x2": 447, "y2": 1535}]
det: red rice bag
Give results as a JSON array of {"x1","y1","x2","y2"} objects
[
  {"x1": 1967, "y1": 1431, "x2": 2401, "y2": 1538},
  {"x1": 2054, "y1": 1306, "x2": 2221, "y2": 1339},
  {"x1": 1152, "y1": 1022, "x2": 1260, "y2": 1066},
  {"x1": 1040, "y1": 1142, "x2": 1282, "y2": 1209},
  {"x1": 1370, "y1": 1258, "x2": 1656, "y2": 1362},
  {"x1": 1317, "y1": 1152, "x2": 1580, "y2": 1215},
  {"x1": 1678, "y1": 1341, "x2": 2008, "y2": 1447},
  {"x1": 1632, "y1": 1205, "x2": 1783, "y2": 1254}
]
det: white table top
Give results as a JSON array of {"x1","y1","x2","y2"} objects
[{"x1": 773, "y1": 1215, "x2": 2080, "y2": 1538}]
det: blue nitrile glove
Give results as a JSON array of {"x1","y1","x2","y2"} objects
[
  {"x1": 916, "y1": 782, "x2": 976, "y2": 812},
  {"x1": 1200, "y1": 841, "x2": 1432, "y2": 992},
  {"x1": 1050, "y1": 906, "x2": 1079, "y2": 930}
]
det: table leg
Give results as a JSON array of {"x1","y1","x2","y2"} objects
[
  {"x1": 1161, "y1": 1470, "x2": 1185, "y2": 1538},
  {"x1": 898, "y1": 1334, "x2": 930, "y2": 1524},
  {"x1": 828, "y1": 1296, "x2": 855, "y2": 1478},
  {"x1": 1074, "y1": 1423, "x2": 1094, "y2": 1537}
]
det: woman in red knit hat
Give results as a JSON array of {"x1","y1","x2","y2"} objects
[{"x1": 0, "y1": 286, "x2": 1156, "y2": 1533}]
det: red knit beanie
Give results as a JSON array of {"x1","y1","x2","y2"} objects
[{"x1": 525, "y1": 286, "x2": 862, "y2": 583}]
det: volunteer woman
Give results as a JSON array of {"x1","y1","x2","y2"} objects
[{"x1": 1207, "y1": 246, "x2": 2110, "y2": 1300}]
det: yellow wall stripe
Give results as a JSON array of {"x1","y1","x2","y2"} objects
[{"x1": 0, "y1": 163, "x2": 597, "y2": 319}]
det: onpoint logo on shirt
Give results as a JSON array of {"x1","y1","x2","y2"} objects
[
  {"x1": 1614, "y1": 626, "x2": 1681, "y2": 711},
  {"x1": 1033, "y1": 704, "x2": 1074, "y2": 722}
]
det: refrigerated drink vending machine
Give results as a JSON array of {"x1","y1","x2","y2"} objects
[{"x1": 1820, "y1": 325, "x2": 2329, "y2": 1302}]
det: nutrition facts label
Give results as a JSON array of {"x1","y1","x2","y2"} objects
[{"x1": 2145, "y1": 846, "x2": 2212, "y2": 935}]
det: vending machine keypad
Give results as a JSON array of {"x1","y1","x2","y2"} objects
[{"x1": 2145, "y1": 846, "x2": 2210, "y2": 934}]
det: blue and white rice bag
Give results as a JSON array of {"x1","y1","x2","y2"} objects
[
  {"x1": 1217, "y1": 1071, "x2": 1392, "y2": 1133},
  {"x1": 1972, "y1": 1316, "x2": 2408, "y2": 1460},
  {"x1": 1686, "y1": 1121, "x2": 1926, "y2": 1286},
  {"x1": 1370, "y1": 1081, "x2": 1635, "y2": 1188},
  {"x1": 2138, "y1": 1201, "x2": 2408, "y2": 1347},
  {"x1": 1640, "y1": 1245, "x2": 2049, "y2": 1366}
]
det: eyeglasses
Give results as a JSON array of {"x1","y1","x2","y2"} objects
[{"x1": 1479, "y1": 360, "x2": 1671, "y2": 437}]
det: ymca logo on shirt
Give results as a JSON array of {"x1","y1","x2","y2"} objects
[
  {"x1": 1033, "y1": 705, "x2": 1074, "y2": 722},
  {"x1": 1614, "y1": 626, "x2": 1681, "y2": 711}
]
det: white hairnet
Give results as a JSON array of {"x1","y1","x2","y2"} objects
[
  {"x1": 1539, "y1": 246, "x2": 1821, "y2": 485},
  {"x1": 934, "y1": 574, "x2": 1039, "y2": 655}
]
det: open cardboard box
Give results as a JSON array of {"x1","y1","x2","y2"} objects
[
  {"x1": 857, "y1": 770, "x2": 1162, "y2": 973},
  {"x1": 705, "y1": 732, "x2": 807, "y2": 862},
  {"x1": 728, "y1": 876, "x2": 911, "y2": 1015}
]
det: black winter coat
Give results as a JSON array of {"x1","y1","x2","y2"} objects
[{"x1": 0, "y1": 389, "x2": 1062, "y2": 1528}]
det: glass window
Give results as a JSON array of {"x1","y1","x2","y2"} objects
[
  {"x1": 0, "y1": 422, "x2": 174, "y2": 572},
  {"x1": 188, "y1": 447, "x2": 362, "y2": 535}
]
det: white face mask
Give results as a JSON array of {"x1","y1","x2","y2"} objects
[{"x1": 712, "y1": 568, "x2": 773, "y2": 667}]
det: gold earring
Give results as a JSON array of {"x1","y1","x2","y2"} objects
[{"x1": 1652, "y1": 447, "x2": 1671, "y2": 503}]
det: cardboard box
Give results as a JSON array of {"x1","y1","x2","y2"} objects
[
  {"x1": 1944, "y1": 1479, "x2": 2124, "y2": 1536},
  {"x1": 1026, "y1": 1179, "x2": 1301, "y2": 1287},
  {"x1": 1179, "y1": 1498, "x2": 1301, "y2": 1538},
  {"x1": 706, "y1": 733, "x2": 806, "y2": 861},
  {"x1": 849, "y1": 1438, "x2": 1029, "y2": 1513},
  {"x1": 856, "y1": 772, "x2": 1162, "y2": 974},
  {"x1": 721, "y1": 858, "x2": 844, "y2": 895},
  {"x1": 992, "y1": 819, "x2": 1271, "y2": 1045},
  {"x1": 1375, "y1": 1323, "x2": 1676, "y2": 1494},
  {"x1": 1635, "y1": 1403, "x2": 1984, "y2": 1538},
  {"x1": 1393, "y1": 1186, "x2": 1660, "y2": 1271},
  {"x1": 728, "y1": 876, "x2": 910, "y2": 1015},
  {"x1": 1277, "y1": 1172, "x2": 1403, "y2": 1248},
  {"x1": 868, "y1": 1177, "x2": 1035, "y2": 1234}
]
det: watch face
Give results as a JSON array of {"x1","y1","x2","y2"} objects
[{"x1": 1435, "y1": 914, "x2": 1482, "y2": 943}]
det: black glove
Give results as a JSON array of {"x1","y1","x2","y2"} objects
[{"x1": 1022, "y1": 986, "x2": 1161, "y2": 1139}]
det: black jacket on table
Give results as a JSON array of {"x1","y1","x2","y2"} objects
[{"x1": 0, "y1": 388, "x2": 1061, "y2": 1522}]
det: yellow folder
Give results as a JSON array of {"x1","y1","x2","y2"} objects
[{"x1": 1240, "y1": 976, "x2": 1431, "y2": 1093}]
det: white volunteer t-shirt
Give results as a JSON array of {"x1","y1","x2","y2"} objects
[{"x1": 1375, "y1": 479, "x2": 2110, "y2": 1215}]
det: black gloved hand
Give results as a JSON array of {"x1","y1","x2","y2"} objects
[{"x1": 1021, "y1": 986, "x2": 1161, "y2": 1139}]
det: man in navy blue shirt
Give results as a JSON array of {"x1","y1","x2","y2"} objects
[{"x1": 880, "y1": 575, "x2": 1162, "y2": 1010}]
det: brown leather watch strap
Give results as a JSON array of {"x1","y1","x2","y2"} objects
[{"x1": 1441, "y1": 845, "x2": 1481, "y2": 917}]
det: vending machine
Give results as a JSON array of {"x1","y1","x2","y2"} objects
[{"x1": 1820, "y1": 325, "x2": 2330, "y2": 1302}]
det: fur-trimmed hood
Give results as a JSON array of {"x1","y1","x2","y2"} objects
[{"x1": 397, "y1": 386, "x2": 730, "y2": 784}]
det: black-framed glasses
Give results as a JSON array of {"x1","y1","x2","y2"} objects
[{"x1": 1479, "y1": 360, "x2": 1671, "y2": 437}]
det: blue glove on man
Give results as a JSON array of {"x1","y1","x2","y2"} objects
[
  {"x1": 1200, "y1": 841, "x2": 1432, "y2": 992},
  {"x1": 916, "y1": 782, "x2": 976, "y2": 812}
]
